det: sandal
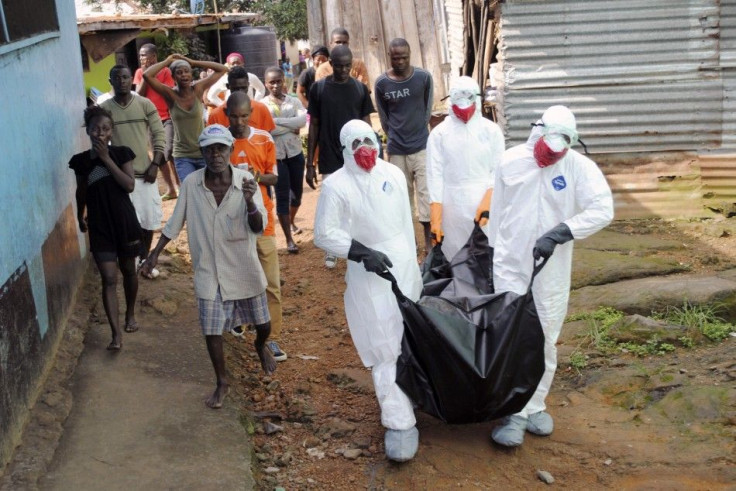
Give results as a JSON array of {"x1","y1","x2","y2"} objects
[
  {"x1": 161, "y1": 193, "x2": 178, "y2": 201},
  {"x1": 291, "y1": 224, "x2": 303, "y2": 235},
  {"x1": 124, "y1": 322, "x2": 139, "y2": 333},
  {"x1": 287, "y1": 243, "x2": 299, "y2": 254}
]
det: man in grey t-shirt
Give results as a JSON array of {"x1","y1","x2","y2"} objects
[{"x1": 375, "y1": 38, "x2": 434, "y2": 254}]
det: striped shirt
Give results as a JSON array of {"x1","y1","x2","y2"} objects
[
  {"x1": 162, "y1": 166, "x2": 268, "y2": 301},
  {"x1": 101, "y1": 95, "x2": 165, "y2": 176}
]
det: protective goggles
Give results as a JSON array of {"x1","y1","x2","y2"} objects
[
  {"x1": 349, "y1": 136, "x2": 376, "y2": 152},
  {"x1": 531, "y1": 122, "x2": 587, "y2": 153},
  {"x1": 446, "y1": 90, "x2": 479, "y2": 105}
]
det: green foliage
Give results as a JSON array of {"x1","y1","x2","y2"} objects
[
  {"x1": 566, "y1": 307, "x2": 624, "y2": 352},
  {"x1": 568, "y1": 350, "x2": 587, "y2": 373},
  {"x1": 702, "y1": 322, "x2": 735, "y2": 342},
  {"x1": 618, "y1": 337, "x2": 676, "y2": 357},
  {"x1": 252, "y1": 0, "x2": 308, "y2": 42},
  {"x1": 153, "y1": 30, "x2": 189, "y2": 59},
  {"x1": 656, "y1": 301, "x2": 735, "y2": 342},
  {"x1": 678, "y1": 335, "x2": 695, "y2": 348},
  {"x1": 138, "y1": 0, "x2": 257, "y2": 15}
]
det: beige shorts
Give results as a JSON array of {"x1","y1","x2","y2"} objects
[{"x1": 389, "y1": 149, "x2": 429, "y2": 222}]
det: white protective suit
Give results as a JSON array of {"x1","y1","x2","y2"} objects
[
  {"x1": 314, "y1": 120, "x2": 423, "y2": 431},
  {"x1": 488, "y1": 106, "x2": 614, "y2": 417},
  {"x1": 426, "y1": 76, "x2": 505, "y2": 261}
]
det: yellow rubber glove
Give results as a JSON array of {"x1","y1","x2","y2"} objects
[
  {"x1": 430, "y1": 202, "x2": 443, "y2": 245},
  {"x1": 474, "y1": 188, "x2": 493, "y2": 227}
]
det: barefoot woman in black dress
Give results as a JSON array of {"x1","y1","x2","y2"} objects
[{"x1": 69, "y1": 106, "x2": 142, "y2": 350}]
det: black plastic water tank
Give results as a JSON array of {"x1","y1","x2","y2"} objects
[{"x1": 217, "y1": 26, "x2": 278, "y2": 81}]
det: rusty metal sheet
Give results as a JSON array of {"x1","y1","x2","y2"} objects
[
  {"x1": 77, "y1": 13, "x2": 257, "y2": 34},
  {"x1": 497, "y1": 0, "x2": 723, "y2": 155},
  {"x1": 80, "y1": 29, "x2": 140, "y2": 63}
]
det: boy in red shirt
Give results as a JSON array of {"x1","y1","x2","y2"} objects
[
  {"x1": 133, "y1": 43, "x2": 180, "y2": 199},
  {"x1": 227, "y1": 92, "x2": 286, "y2": 361}
]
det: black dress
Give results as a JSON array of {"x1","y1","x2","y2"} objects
[{"x1": 68, "y1": 145, "x2": 143, "y2": 257}]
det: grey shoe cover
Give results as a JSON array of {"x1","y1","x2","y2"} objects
[
  {"x1": 385, "y1": 427, "x2": 419, "y2": 462},
  {"x1": 527, "y1": 411, "x2": 554, "y2": 436},
  {"x1": 491, "y1": 415, "x2": 527, "y2": 447}
]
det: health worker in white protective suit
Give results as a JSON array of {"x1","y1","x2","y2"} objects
[
  {"x1": 426, "y1": 76, "x2": 505, "y2": 260},
  {"x1": 488, "y1": 105, "x2": 614, "y2": 447},
  {"x1": 314, "y1": 119, "x2": 423, "y2": 462}
]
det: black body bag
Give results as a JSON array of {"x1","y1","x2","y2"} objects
[{"x1": 382, "y1": 224, "x2": 546, "y2": 424}]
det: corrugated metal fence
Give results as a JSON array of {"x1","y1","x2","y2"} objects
[
  {"x1": 498, "y1": 0, "x2": 722, "y2": 152},
  {"x1": 496, "y1": 0, "x2": 736, "y2": 218}
]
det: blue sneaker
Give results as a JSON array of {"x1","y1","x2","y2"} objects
[{"x1": 267, "y1": 340, "x2": 287, "y2": 362}]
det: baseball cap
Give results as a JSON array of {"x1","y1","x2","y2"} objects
[{"x1": 198, "y1": 124, "x2": 234, "y2": 147}]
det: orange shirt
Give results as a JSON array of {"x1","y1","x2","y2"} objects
[
  {"x1": 314, "y1": 58, "x2": 370, "y2": 86},
  {"x1": 229, "y1": 128, "x2": 277, "y2": 237},
  {"x1": 207, "y1": 99, "x2": 276, "y2": 132}
]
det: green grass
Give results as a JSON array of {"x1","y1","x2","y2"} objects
[
  {"x1": 569, "y1": 350, "x2": 587, "y2": 373},
  {"x1": 655, "y1": 301, "x2": 735, "y2": 342}
]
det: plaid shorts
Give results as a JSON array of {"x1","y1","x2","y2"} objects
[{"x1": 197, "y1": 288, "x2": 270, "y2": 336}]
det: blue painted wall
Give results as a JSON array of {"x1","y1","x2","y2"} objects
[{"x1": 0, "y1": 0, "x2": 88, "y2": 468}]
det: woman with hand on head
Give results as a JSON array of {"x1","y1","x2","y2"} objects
[{"x1": 143, "y1": 53, "x2": 227, "y2": 182}]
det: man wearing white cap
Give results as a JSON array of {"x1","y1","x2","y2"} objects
[
  {"x1": 488, "y1": 105, "x2": 614, "y2": 447},
  {"x1": 142, "y1": 124, "x2": 277, "y2": 409},
  {"x1": 314, "y1": 119, "x2": 423, "y2": 462}
]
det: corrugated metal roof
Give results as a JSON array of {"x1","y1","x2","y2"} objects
[
  {"x1": 77, "y1": 13, "x2": 258, "y2": 33},
  {"x1": 497, "y1": 0, "x2": 723, "y2": 153}
]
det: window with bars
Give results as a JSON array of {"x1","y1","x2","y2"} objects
[{"x1": 0, "y1": 0, "x2": 59, "y2": 46}]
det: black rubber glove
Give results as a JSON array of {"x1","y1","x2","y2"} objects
[
  {"x1": 347, "y1": 240, "x2": 393, "y2": 274},
  {"x1": 533, "y1": 223, "x2": 574, "y2": 260}
]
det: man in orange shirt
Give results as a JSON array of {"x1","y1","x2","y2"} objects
[
  {"x1": 208, "y1": 66, "x2": 276, "y2": 133},
  {"x1": 226, "y1": 92, "x2": 287, "y2": 362},
  {"x1": 314, "y1": 27, "x2": 370, "y2": 86}
]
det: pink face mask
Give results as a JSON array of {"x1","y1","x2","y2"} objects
[
  {"x1": 354, "y1": 145, "x2": 378, "y2": 172},
  {"x1": 534, "y1": 137, "x2": 568, "y2": 168},
  {"x1": 451, "y1": 104, "x2": 476, "y2": 123}
]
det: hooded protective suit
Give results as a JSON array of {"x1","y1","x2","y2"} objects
[
  {"x1": 426, "y1": 76, "x2": 505, "y2": 261},
  {"x1": 314, "y1": 120, "x2": 422, "y2": 431},
  {"x1": 488, "y1": 106, "x2": 614, "y2": 417}
]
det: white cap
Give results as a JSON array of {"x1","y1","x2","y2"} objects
[{"x1": 198, "y1": 124, "x2": 234, "y2": 148}]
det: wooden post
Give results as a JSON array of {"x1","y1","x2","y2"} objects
[{"x1": 212, "y1": 0, "x2": 222, "y2": 63}]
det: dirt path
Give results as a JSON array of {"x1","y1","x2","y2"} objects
[
  {"x1": 3, "y1": 180, "x2": 735, "y2": 490},
  {"x1": 220, "y1": 185, "x2": 736, "y2": 489}
]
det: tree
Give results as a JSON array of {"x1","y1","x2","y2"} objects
[
  {"x1": 136, "y1": 0, "x2": 257, "y2": 15},
  {"x1": 252, "y1": 0, "x2": 308, "y2": 42}
]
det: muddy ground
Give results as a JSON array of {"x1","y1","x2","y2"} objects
[{"x1": 7, "y1": 181, "x2": 736, "y2": 490}]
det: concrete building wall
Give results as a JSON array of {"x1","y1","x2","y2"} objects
[{"x1": 0, "y1": 0, "x2": 88, "y2": 468}]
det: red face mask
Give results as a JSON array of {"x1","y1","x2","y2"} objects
[
  {"x1": 451, "y1": 104, "x2": 476, "y2": 123},
  {"x1": 354, "y1": 146, "x2": 378, "y2": 172},
  {"x1": 534, "y1": 137, "x2": 568, "y2": 168}
]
